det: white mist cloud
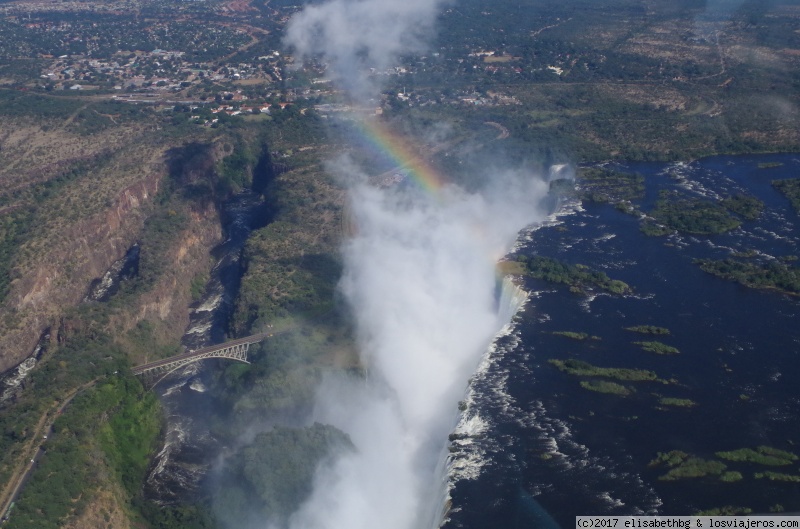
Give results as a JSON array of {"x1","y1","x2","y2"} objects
[
  {"x1": 285, "y1": 171, "x2": 548, "y2": 529},
  {"x1": 284, "y1": 0, "x2": 447, "y2": 95},
  {"x1": 693, "y1": 0, "x2": 748, "y2": 38},
  {"x1": 279, "y1": 1, "x2": 549, "y2": 526}
]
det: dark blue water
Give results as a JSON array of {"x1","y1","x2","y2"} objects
[{"x1": 445, "y1": 154, "x2": 800, "y2": 528}]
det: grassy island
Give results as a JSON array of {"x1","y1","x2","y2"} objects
[
  {"x1": 715, "y1": 446, "x2": 798, "y2": 466},
  {"x1": 625, "y1": 325, "x2": 670, "y2": 335},
  {"x1": 580, "y1": 380, "x2": 632, "y2": 396},
  {"x1": 649, "y1": 451, "x2": 689, "y2": 468},
  {"x1": 695, "y1": 258, "x2": 800, "y2": 295},
  {"x1": 518, "y1": 255, "x2": 632, "y2": 295},
  {"x1": 658, "y1": 457, "x2": 727, "y2": 481},
  {"x1": 772, "y1": 179, "x2": 800, "y2": 213},
  {"x1": 635, "y1": 341, "x2": 680, "y2": 355},
  {"x1": 549, "y1": 358, "x2": 662, "y2": 382},
  {"x1": 576, "y1": 167, "x2": 645, "y2": 204},
  {"x1": 720, "y1": 195, "x2": 765, "y2": 221},
  {"x1": 754, "y1": 472, "x2": 800, "y2": 483},
  {"x1": 642, "y1": 193, "x2": 741, "y2": 236},
  {"x1": 649, "y1": 451, "x2": 738, "y2": 481},
  {"x1": 552, "y1": 331, "x2": 601, "y2": 341},
  {"x1": 658, "y1": 397, "x2": 697, "y2": 408}
]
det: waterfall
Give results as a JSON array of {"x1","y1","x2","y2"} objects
[
  {"x1": 496, "y1": 274, "x2": 529, "y2": 325},
  {"x1": 426, "y1": 274, "x2": 529, "y2": 529}
]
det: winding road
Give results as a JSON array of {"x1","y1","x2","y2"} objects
[{"x1": 0, "y1": 379, "x2": 97, "y2": 523}]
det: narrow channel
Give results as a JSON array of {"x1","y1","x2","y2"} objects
[{"x1": 144, "y1": 187, "x2": 272, "y2": 504}]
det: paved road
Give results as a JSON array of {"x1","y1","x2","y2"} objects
[
  {"x1": 0, "y1": 379, "x2": 96, "y2": 524},
  {"x1": 1, "y1": 330, "x2": 289, "y2": 523}
]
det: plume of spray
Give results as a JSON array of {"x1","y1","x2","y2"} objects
[
  {"x1": 693, "y1": 0, "x2": 748, "y2": 39},
  {"x1": 286, "y1": 162, "x2": 549, "y2": 529},
  {"x1": 279, "y1": 1, "x2": 549, "y2": 527},
  {"x1": 285, "y1": 0, "x2": 448, "y2": 98}
]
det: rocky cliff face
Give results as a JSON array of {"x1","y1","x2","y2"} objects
[
  {"x1": 117, "y1": 205, "x2": 222, "y2": 366},
  {"x1": 0, "y1": 170, "x2": 161, "y2": 373},
  {"x1": 61, "y1": 484, "x2": 134, "y2": 529},
  {"x1": 0, "y1": 143, "x2": 224, "y2": 374}
]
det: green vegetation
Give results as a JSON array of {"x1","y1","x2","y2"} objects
[
  {"x1": 235, "y1": 225, "x2": 342, "y2": 329},
  {"x1": 639, "y1": 221, "x2": 674, "y2": 237},
  {"x1": 695, "y1": 258, "x2": 800, "y2": 295},
  {"x1": 658, "y1": 458, "x2": 727, "y2": 481},
  {"x1": 580, "y1": 380, "x2": 632, "y2": 396},
  {"x1": 214, "y1": 329, "x2": 334, "y2": 423},
  {"x1": 133, "y1": 501, "x2": 215, "y2": 529},
  {"x1": 658, "y1": 397, "x2": 697, "y2": 408},
  {"x1": 642, "y1": 193, "x2": 741, "y2": 236},
  {"x1": 720, "y1": 471, "x2": 744, "y2": 483},
  {"x1": 552, "y1": 331, "x2": 600, "y2": 341},
  {"x1": 755, "y1": 472, "x2": 800, "y2": 483},
  {"x1": 0, "y1": 306, "x2": 214, "y2": 529},
  {"x1": 213, "y1": 424, "x2": 353, "y2": 526},
  {"x1": 230, "y1": 120, "x2": 342, "y2": 337},
  {"x1": 548, "y1": 359, "x2": 662, "y2": 382},
  {"x1": 649, "y1": 450, "x2": 730, "y2": 481},
  {"x1": 758, "y1": 162, "x2": 784, "y2": 169},
  {"x1": 420, "y1": 0, "x2": 800, "y2": 160},
  {"x1": 0, "y1": 118, "x2": 260, "y2": 528},
  {"x1": 190, "y1": 272, "x2": 210, "y2": 301},
  {"x1": 576, "y1": 167, "x2": 645, "y2": 203},
  {"x1": 635, "y1": 341, "x2": 680, "y2": 355},
  {"x1": 0, "y1": 0, "x2": 799, "y2": 523},
  {"x1": 0, "y1": 146, "x2": 118, "y2": 302},
  {"x1": 648, "y1": 451, "x2": 689, "y2": 468},
  {"x1": 715, "y1": 446, "x2": 798, "y2": 466},
  {"x1": 721, "y1": 194, "x2": 764, "y2": 221},
  {"x1": 216, "y1": 134, "x2": 261, "y2": 193},
  {"x1": 773, "y1": 179, "x2": 800, "y2": 213},
  {"x1": 97, "y1": 382, "x2": 162, "y2": 495},
  {"x1": 0, "y1": 208, "x2": 32, "y2": 301},
  {"x1": 0, "y1": 89, "x2": 86, "y2": 121},
  {"x1": 0, "y1": 331, "x2": 128, "y2": 457},
  {"x1": 5, "y1": 376, "x2": 158, "y2": 529},
  {"x1": 625, "y1": 325, "x2": 670, "y2": 335},
  {"x1": 517, "y1": 255, "x2": 632, "y2": 295}
]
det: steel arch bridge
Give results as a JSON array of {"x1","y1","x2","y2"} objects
[{"x1": 132, "y1": 332, "x2": 271, "y2": 387}]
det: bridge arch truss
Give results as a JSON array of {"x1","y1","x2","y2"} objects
[{"x1": 132, "y1": 334, "x2": 269, "y2": 388}]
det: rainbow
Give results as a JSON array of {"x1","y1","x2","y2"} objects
[
  {"x1": 353, "y1": 116, "x2": 449, "y2": 196},
  {"x1": 351, "y1": 116, "x2": 518, "y2": 274}
]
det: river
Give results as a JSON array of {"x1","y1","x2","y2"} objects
[
  {"x1": 144, "y1": 189, "x2": 270, "y2": 504},
  {"x1": 444, "y1": 153, "x2": 800, "y2": 528}
]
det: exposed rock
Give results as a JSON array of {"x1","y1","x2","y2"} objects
[
  {"x1": 60, "y1": 483, "x2": 133, "y2": 529},
  {"x1": 0, "y1": 147, "x2": 224, "y2": 373}
]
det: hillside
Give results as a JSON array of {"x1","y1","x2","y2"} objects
[{"x1": 0, "y1": 0, "x2": 798, "y2": 527}]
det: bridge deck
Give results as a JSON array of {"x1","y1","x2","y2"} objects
[{"x1": 131, "y1": 332, "x2": 271, "y2": 375}]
